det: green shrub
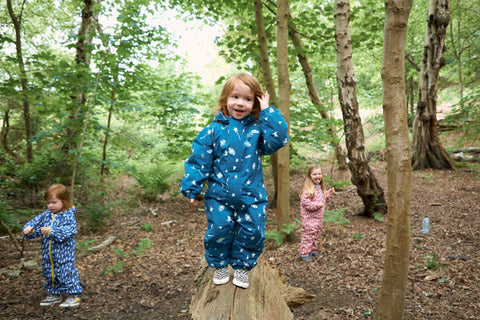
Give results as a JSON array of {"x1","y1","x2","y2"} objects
[
  {"x1": 80, "y1": 202, "x2": 111, "y2": 233},
  {"x1": 140, "y1": 223, "x2": 153, "y2": 232},
  {"x1": 128, "y1": 162, "x2": 173, "y2": 200},
  {"x1": 324, "y1": 208, "x2": 350, "y2": 225},
  {"x1": 266, "y1": 219, "x2": 301, "y2": 246}
]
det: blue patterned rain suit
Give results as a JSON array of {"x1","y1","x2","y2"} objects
[
  {"x1": 23, "y1": 207, "x2": 83, "y2": 296},
  {"x1": 181, "y1": 106, "x2": 289, "y2": 270}
]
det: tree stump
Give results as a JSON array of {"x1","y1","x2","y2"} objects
[{"x1": 189, "y1": 257, "x2": 314, "y2": 320}]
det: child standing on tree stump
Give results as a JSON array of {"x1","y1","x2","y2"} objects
[
  {"x1": 299, "y1": 164, "x2": 335, "y2": 261},
  {"x1": 23, "y1": 184, "x2": 83, "y2": 307},
  {"x1": 181, "y1": 73, "x2": 289, "y2": 288}
]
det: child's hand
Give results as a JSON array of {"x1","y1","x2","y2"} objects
[
  {"x1": 23, "y1": 226, "x2": 33, "y2": 235},
  {"x1": 188, "y1": 198, "x2": 199, "y2": 206},
  {"x1": 328, "y1": 188, "x2": 335, "y2": 196},
  {"x1": 257, "y1": 91, "x2": 270, "y2": 111},
  {"x1": 326, "y1": 188, "x2": 335, "y2": 201},
  {"x1": 40, "y1": 227, "x2": 51, "y2": 236}
]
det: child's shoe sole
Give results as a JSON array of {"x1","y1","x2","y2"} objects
[
  {"x1": 39, "y1": 295, "x2": 62, "y2": 306},
  {"x1": 59, "y1": 296, "x2": 80, "y2": 307}
]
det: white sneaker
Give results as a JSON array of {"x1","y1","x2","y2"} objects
[
  {"x1": 213, "y1": 266, "x2": 229, "y2": 285},
  {"x1": 39, "y1": 294, "x2": 62, "y2": 306},
  {"x1": 59, "y1": 296, "x2": 80, "y2": 308},
  {"x1": 232, "y1": 269, "x2": 249, "y2": 289}
]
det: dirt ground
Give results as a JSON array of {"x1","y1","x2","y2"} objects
[{"x1": 1, "y1": 161, "x2": 479, "y2": 320}]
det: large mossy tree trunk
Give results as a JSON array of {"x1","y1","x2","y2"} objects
[
  {"x1": 334, "y1": 0, "x2": 387, "y2": 217},
  {"x1": 189, "y1": 258, "x2": 314, "y2": 320},
  {"x1": 411, "y1": 0, "x2": 455, "y2": 170}
]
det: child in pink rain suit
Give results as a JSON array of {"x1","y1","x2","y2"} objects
[{"x1": 299, "y1": 164, "x2": 334, "y2": 261}]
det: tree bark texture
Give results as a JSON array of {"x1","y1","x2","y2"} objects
[
  {"x1": 189, "y1": 258, "x2": 314, "y2": 320},
  {"x1": 411, "y1": 0, "x2": 455, "y2": 170},
  {"x1": 1, "y1": 107, "x2": 21, "y2": 162},
  {"x1": 254, "y1": 0, "x2": 279, "y2": 209},
  {"x1": 334, "y1": 0, "x2": 386, "y2": 217},
  {"x1": 288, "y1": 22, "x2": 347, "y2": 168},
  {"x1": 62, "y1": 0, "x2": 97, "y2": 185},
  {"x1": 95, "y1": 22, "x2": 116, "y2": 176},
  {"x1": 376, "y1": 0, "x2": 413, "y2": 319},
  {"x1": 275, "y1": 0, "x2": 293, "y2": 236}
]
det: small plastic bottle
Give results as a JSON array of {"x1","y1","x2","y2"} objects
[{"x1": 421, "y1": 214, "x2": 430, "y2": 235}]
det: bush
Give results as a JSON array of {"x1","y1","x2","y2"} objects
[{"x1": 128, "y1": 162, "x2": 174, "y2": 200}]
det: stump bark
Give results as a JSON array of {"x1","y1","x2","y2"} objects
[{"x1": 189, "y1": 257, "x2": 314, "y2": 320}]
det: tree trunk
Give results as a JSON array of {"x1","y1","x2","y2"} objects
[
  {"x1": 288, "y1": 22, "x2": 347, "y2": 168},
  {"x1": 375, "y1": 1, "x2": 413, "y2": 319},
  {"x1": 6, "y1": 0, "x2": 33, "y2": 162},
  {"x1": 276, "y1": 0, "x2": 293, "y2": 238},
  {"x1": 411, "y1": 0, "x2": 455, "y2": 170},
  {"x1": 65, "y1": 0, "x2": 96, "y2": 186},
  {"x1": 1, "y1": 106, "x2": 21, "y2": 162},
  {"x1": 254, "y1": 0, "x2": 279, "y2": 209},
  {"x1": 334, "y1": 0, "x2": 386, "y2": 217},
  {"x1": 189, "y1": 258, "x2": 314, "y2": 320},
  {"x1": 96, "y1": 22, "x2": 116, "y2": 176}
]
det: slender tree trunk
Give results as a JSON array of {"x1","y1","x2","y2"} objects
[
  {"x1": 6, "y1": 0, "x2": 33, "y2": 162},
  {"x1": 288, "y1": 22, "x2": 347, "y2": 168},
  {"x1": 411, "y1": 0, "x2": 455, "y2": 170},
  {"x1": 276, "y1": 0, "x2": 292, "y2": 238},
  {"x1": 1, "y1": 107, "x2": 20, "y2": 161},
  {"x1": 96, "y1": 23, "x2": 116, "y2": 176},
  {"x1": 101, "y1": 96, "x2": 115, "y2": 176},
  {"x1": 254, "y1": 0, "x2": 279, "y2": 208},
  {"x1": 334, "y1": 0, "x2": 386, "y2": 217},
  {"x1": 375, "y1": 0, "x2": 413, "y2": 319},
  {"x1": 449, "y1": 18, "x2": 464, "y2": 111},
  {"x1": 65, "y1": 0, "x2": 96, "y2": 187}
]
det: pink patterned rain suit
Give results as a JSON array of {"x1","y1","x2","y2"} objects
[{"x1": 299, "y1": 185, "x2": 331, "y2": 257}]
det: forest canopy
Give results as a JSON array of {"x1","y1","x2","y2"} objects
[{"x1": 1, "y1": 0, "x2": 479, "y2": 227}]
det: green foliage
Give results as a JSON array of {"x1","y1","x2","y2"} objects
[
  {"x1": 373, "y1": 211, "x2": 384, "y2": 222},
  {"x1": 113, "y1": 249, "x2": 129, "y2": 258},
  {"x1": 265, "y1": 219, "x2": 302, "y2": 247},
  {"x1": 324, "y1": 176, "x2": 353, "y2": 191},
  {"x1": 353, "y1": 233, "x2": 363, "y2": 241},
  {"x1": 444, "y1": 87, "x2": 480, "y2": 143},
  {"x1": 133, "y1": 238, "x2": 152, "y2": 255},
  {"x1": 0, "y1": 201, "x2": 15, "y2": 233},
  {"x1": 76, "y1": 239, "x2": 98, "y2": 250},
  {"x1": 128, "y1": 162, "x2": 174, "y2": 200},
  {"x1": 419, "y1": 172, "x2": 434, "y2": 182},
  {"x1": 425, "y1": 252, "x2": 447, "y2": 270},
  {"x1": 80, "y1": 202, "x2": 112, "y2": 233},
  {"x1": 140, "y1": 223, "x2": 153, "y2": 232},
  {"x1": 105, "y1": 261, "x2": 125, "y2": 275},
  {"x1": 323, "y1": 208, "x2": 350, "y2": 225}
]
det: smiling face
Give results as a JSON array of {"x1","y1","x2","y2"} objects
[
  {"x1": 226, "y1": 80, "x2": 255, "y2": 120},
  {"x1": 310, "y1": 168, "x2": 323, "y2": 185},
  {"x1": 46, "y1": 195, "x2": 64, "y2": 214}
]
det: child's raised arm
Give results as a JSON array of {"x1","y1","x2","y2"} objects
[{"x1": 257, "y1": 91, "x2": 270, "y2": 111}]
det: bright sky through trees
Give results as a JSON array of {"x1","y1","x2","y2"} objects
[{"x1": 151, "y1": 10, "x2": 231, "y2": 84}]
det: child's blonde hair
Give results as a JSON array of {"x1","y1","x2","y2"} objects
[
  {"x1": 44, "y1": 184, "x2": 73, "y2": 211},
  {"x1": 217, "y1": 73, "x2": 264, "y2": 120},
  {"x1": 300, "y1": 164, "x2": 327, "y2": 198}
]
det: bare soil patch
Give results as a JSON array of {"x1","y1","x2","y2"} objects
[{"x1": 1, "y1": 162, "x2": 479, "y2": 319}]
